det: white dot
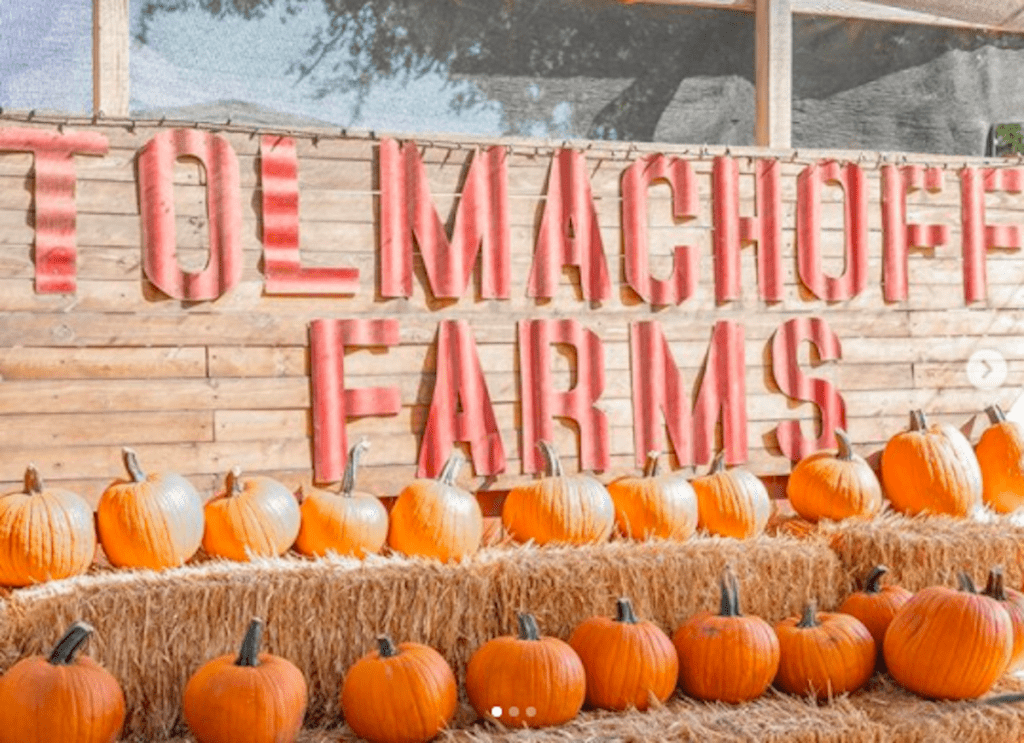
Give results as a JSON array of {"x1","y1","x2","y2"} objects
[
  {"x1": 526, "y1": 707, "x2": 537, "y2": 717},
  {"x1": 508, "y1": 706, "x2": 520, "y2": 717},
  {"x1": 490, "y1": 706, "x2": 503, "y2": 718}
]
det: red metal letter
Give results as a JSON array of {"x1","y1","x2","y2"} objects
[
  {"x1": 796, "y1": 161, "x2": 869, "y2": 300},
  {"x1": 712, "y1": 157, "x2": 784, "y2": 302},
  {"x1": 310, "y1": 318, "x2": 402, "y2": 483},
  {"x1": 527, "y1": 149, "x2": 612, "y2": 302},
  {"x1": 0, "y1": 126, "x2": 109, "y2": 293},
  {"x1": 418, "y1": 320, "x2": 505, "y2": 478},
  {"x1": 630, "y1": 320, "x2": 747, "y2": 468},
  {"x1": 771, "y1": 317, "x2": 846, "y2": 461},
  {"x1": 960, "y1": 167, "x2": 1024, "y2": 303},
  {"x1": 880, "y1": 164, "x2": 948, "y2": 302},
  {"x1": 260, "y1": 135, "x2": 359, "y2": 294},
  {"x1": 518, "y1": 319, "x2": 609, "y2": 473},
  {"x1": 621, "y1": 154, "x2": 699, "y2": 306},
  {"x1": 379, "y1": 138, "x2": 510, "y2": 299},
  {"x1": 138, "y1": 129, "x2": 243, "y2": 300}
]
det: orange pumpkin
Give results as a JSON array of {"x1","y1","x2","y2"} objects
[
  {"x1": 0, "y1": 465, "x2": 95, "y2": 587},
  {"x1": 568, "y1": 597, "x2": 678, "y2": 711},
  {"x1": 295, "y1": 439, "x2": 388, "y2": 558},
  {"x1": 387, "y1": 450, "x2": 483, "y2": 562},
  {"x1": 837, "y1": 565, "x2": 912, "y2": 663},
  {"x1": 203, "y1": 468, "x2": 301, "y2": 561},
  {"x1": 466, "y1": 612, "x2": 586, "y2": 728},
  {"x1": 96, "y1": 447, "x2": 205, "y2": 570},
  {"x1": 787, "y1": 429, "x2": 882, "y2": 522},
  {"x1": 183, "y1": 618, "x2": 308, "y2": 743},
  {"x1": 880, "y1": 410, "x2": 982, "y2": 517},
  {"x1": 502, "y1": 441, "x2": 615, "y2": 545},
  {"x1": 975, "y1": 405, "x2": 1024, "y2": 514},
  {"x1": 673, "y1": 569, "x2": 780, "y2": 703},
  {"x1": 884, "y1": 572, "x2": 1012, "y2": 699},
  {"x1": 691, "y1": 453, "x2": 771, "y2": 539},
  {"x1": 0, "y1": 621, "x2": 125, "y2": 743},
  {"x1": 773, "y1": 601, "x2": 875, "y2": 699},
  {"x1": 983, "y1": 567, "x2": 1024, "y2": 674},
  {"x1": 341, "y1": 636, "x2": 457, "y2": 743},
  {"x1": 606, "y1": 451, "x2": 698, "y2": 540}
]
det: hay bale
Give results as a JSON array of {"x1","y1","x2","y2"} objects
[{"x1": 821, "y1": 512, "x2": 1024, "y2": 591}]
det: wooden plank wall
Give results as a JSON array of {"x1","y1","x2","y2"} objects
[{"x1": 0, "y1": 118, "x2": 1022, "y2": 508}]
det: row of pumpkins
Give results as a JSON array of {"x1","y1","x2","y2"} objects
[
  {"x1": 3, "y1": 563, "x2": 1023, "y2": 743},
  {"x1": 0, "y1": 404, "x2": 1020, "y2": 587}
]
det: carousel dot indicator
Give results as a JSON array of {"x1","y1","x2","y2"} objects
[
  {"x1": 490, "y1": 706, "x2": 503, "y2": 718},
  {"x1": 508, "y1": 706, "x2": 519, "y2": 717},
  {"x1": 526, "y1": 706, "x2": 537, "y2": 717}
]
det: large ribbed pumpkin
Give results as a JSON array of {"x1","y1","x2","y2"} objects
[
  {"x1": 341, "y1": 637, "x2": 457, "y2": 743},
  {"x1": 606, "y1": 452, "x2": 698, "y2": 541},
  {"x1": 691, "y1": 453, "x2": 771, "y2": 539},
  {"x1": 975, "y1": 405, "x2": 1024, "y2": 514},
  {"x1": 787, "y1": 430, "x2": 882, "y2": 522},
  {"x1": 673, "y1": 570, "x2": 780, "y2": 703},
  {"x1": 884, "y1": 572, "x2": 1013, "y2": 699},
  {"x1": 0, "y1": 622, "x2": 125, "y2": 743},
  {"x1": 568, "y1": 598, "x2": 678, "y2": 711},
  {"x1": 880, "y1": 410, "x2": 982, "y2": 517},
  {"x1": 203, "y1": 468, "x2": 301, "y2": 561},
  {"x1": 387, "y1": 450, "x2": 482, "y2": 562},
  {"x1": 502, "y1": 441, "x2": 614, "y2": 545},
  {"x1": 96, "y1": 448, "x2": 205, "y2": 570},
  {"x1": 837, "y1": 565, "x2": 912, "y2": 664},
  {"x1": 983, "y1": 567, "x2": 1024, "y2": 674},
  {"x1": 295, "y1": 439, "x2": 388, "y2": 558},
  {"x1": 0, "y1": 465, "x2": 95, "y2": 587}
]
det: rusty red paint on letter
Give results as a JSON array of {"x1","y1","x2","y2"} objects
[
  {"x1": 138, "y1": 129, "x2": 243, "y2": 300},
  {"x1": 0, "y1": 127, "x2": 109, "y2": 293},
  {"x1": 418, "y1": 320, "x2": 505, "y2": 478},
  {"x1": 880, "y1": 165, "x2": 947, "y2": 301},
  {"x1": 771, "y1": 317, "x2": 846, "y2": 461},
  {"x1": 960, "y1": 167, "x2": 1024, "y2": 303},
  {"x1": 379, "y1": 138, "x2": 510, "y2": 299},
  {"x1": 310, "y1": 318, "x2": 402, "y2": 483},
  {"x1": 518, "y1": 319, "x2": 609, "y2": 473}
]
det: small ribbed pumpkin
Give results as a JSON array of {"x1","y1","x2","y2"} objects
[
  {"x1": 183, "y1": 618, "x2": 307, "y2": 743},
  {"x1": 787, "y1": 430, "x2": 882, "y2": 522},
  {"x1": 387, "y1": 450, "x2": 483, "y2": 562},
  {"x1": 606, "y1": 452, "x2": 698, "y2": 540},
  {"x1": 0, "y1": 621, "x2": 125, "y2": 743},
  {"x1": 773, "y1": 601, "x2": 875, "y2": 700},
  {"x1": 96, "y1": 447, "x2": 205, "y2": 570},
  {"x1": 203, "y1": 468, "x2": 301, "y2": 561},
  {"x1": 568, "y1": 597, "x2": 678, "y2": 711},
  {"x1": 837, "y1": 565, "x2": 912, "y2": 663},
  {"x1": 673, "y1": 569, "x2": 780, "y2": 703},
  {"x1": 884, "y1": 572, "x2": 1013, "y2": 699},
  {"x1": 466, "y1": 612, "x2": 586, "y2": 729},
  {"x1": 691, "y1": 453, "x2": 771, "y2": 539},
  {"x1": 0, "y1": 465, "x2": 95, "y2": 587},
  {"x1": 880, "y1": 410, "x2": 982, "y2": 517},
  {"x1": 295, "y1": 439, "x2": 388, "y2": 558},
  {"x1": 341, "y1": 636, "x2": 457, "y2": 743},
  {"x1": 503, "y1": 441, "x2": 615, "y2": 546},
  {"x1": 975, "y1": 405, "x2": 1024, "y2": 514},
  {"x1": 983, "y1": 567, "x2": 1024, "y2": 674}
]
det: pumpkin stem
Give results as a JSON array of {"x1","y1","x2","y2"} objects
[
  {"x1": 719, "y1": 570, "x2": 743, "y2": 617},
  {"x1": 984, "y1": 568, "x2": 1008, "y2": 602},
  {"x1": 438, "y1": 449, "x2": 466, "y2": 485},
  {"x1": 615, "y1": 598, "x2": 638, "y2": 624},
  {"x1": 957, "y1": 571, "x2": 978, "y2": 594},
  {"x1": 122, "y1": 447, "x2": 146, "y2": 483},
  {"x1": 642, "y1": 451, "x2": 661, "y2": 478},
  {"x1": 225, "y1": 466, "x2": 244, "y2": 497},
  {"x1": 796, "y1": 600, "x2": 820, "y2": 628},
  {"x1": 537, "y1": 440, "x2": 564, "y2": 478},
  {"x1": 235, "y1": 618, "x2": 264, "y2": 667},
  {"x1": 987, "y1": 405, "x2": 1007, "y2": 424},
  {"x1": 23, "y1": 464, "x2": 43, "y2": 494},
  {"x1": 909, "y1": 410, "x2": 927, "y2": 431},
  {"x1": 377, "y1": 635, "x2": 398, "y2": 658},
  {"x1": 835, "y1": 430, "x2": 853, "y2": 462},
  {"x1": 864, "y1": 565, "x2": 889, "y2": 594},
  {"x1": 48, "y1": 621, "x2": 94, "y2": 666},
  {"x1": 516, "y1": 612, "x2": 540, "y2": 641},
  {"x1": 341, "y1": 438, "x2": 370, "y2": 495},
  {"x1": 709, "y1": 451, "x2": 726, "y2": 475}
]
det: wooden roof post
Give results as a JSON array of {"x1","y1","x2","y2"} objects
[
  {"x1": 755, "y1": 0, "x2": 792, "y2": 149},
  {"x1": 93, "y1": 0, "x2": 130, "y2": 117}
]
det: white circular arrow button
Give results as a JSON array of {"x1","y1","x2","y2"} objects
[{"x1": 967, "y1": 349, "x2": 1008, "y2": 390}]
